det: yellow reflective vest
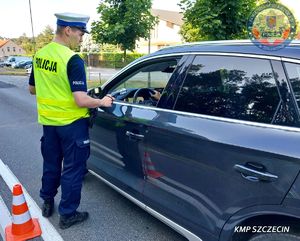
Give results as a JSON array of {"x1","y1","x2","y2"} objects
[{"x1": 33, "y1": 42, "x2": 89, "y2": 126}]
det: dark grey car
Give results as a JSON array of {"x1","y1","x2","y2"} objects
[{"x1": 87, "y1": 40, "x2": 300, "y2": 241}]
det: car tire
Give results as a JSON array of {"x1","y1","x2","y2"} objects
[{"x1": 249, "y1": 233, "x2": 300, "y2": 241}]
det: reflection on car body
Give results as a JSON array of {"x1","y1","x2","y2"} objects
[{"x1": 87, "y1": 40, "x2": 300, "y2": 241}]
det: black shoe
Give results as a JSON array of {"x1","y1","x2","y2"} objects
[
  {"x1": 42, "y1": 200, "x2": 54, "y2": 217},
  {"x1": 59, "y1": 211, "x2": 89, "y2": 229}
]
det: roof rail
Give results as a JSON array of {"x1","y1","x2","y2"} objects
[{"x1": 158, "y1": 39, "x2": 300, "y2": 51}]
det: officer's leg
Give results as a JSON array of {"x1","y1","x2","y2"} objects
[
  {"x1": 58, "y1": 118, "x2": 90, "y2": 216},
  {"x1": 40, "y1": 125, "x2": 63, "y2": 201}
]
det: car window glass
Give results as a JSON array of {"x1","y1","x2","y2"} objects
[
  {"x1": 109, "y1": 59, "x2": 178, "y2": 106},
  {"x1": 284, "y1": 62, "x2": 300, "y2": 109},
  {"x1": 174, "y1": 56, "x2": 280, "y2": 124}
]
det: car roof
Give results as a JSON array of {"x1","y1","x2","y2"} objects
[{"x1": 145, "y1": 40, "x2": 300, "y2": 60}]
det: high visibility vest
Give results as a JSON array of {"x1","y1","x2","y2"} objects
[{"x1": 34, "y1": 42, "x2": 89, "y2": 126}]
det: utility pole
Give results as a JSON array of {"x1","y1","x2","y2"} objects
[
  {"x1": 147, "y1": 29, "x2": 151, "y2": 87},
  {"x1": 28, "y1": 0, "x2": 36, "y2": 54},
  {"x1": 148, "y1": 29, "x2": 151, "y2": 54}
]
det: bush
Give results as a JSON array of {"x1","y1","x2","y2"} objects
[
  {"x1": 80, "y1": 52, "x2": 145, "y2": 68},
  {"x1": 100, "y1": 52, "x2": 145, "y2": 68}
]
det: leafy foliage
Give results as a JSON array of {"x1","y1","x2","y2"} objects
[
  {"x1": 179, "y1": 0, "x2": 258, "y2": 41},
  {"x1": 100, "y1": 44, "x2": 121, "y2": 52},
  {"x1": 91, "y1": 0, "x2": 157, "y2": 57},
  {"x1": 12, "y1": 34, "x2": 35, "y2": 55},
  {"x1": 12, "y1": 26, "x2": 54, "y2": 55},
  {"x1": 100, "y1": 52, "x2": 144, "y2": 67},
  {"x1": 35, "y1": 25, "x2": 54, "y2": 50}
]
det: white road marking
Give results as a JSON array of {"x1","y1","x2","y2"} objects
[
  {"x1": 0, "y1": 195, "x2": 11, "y2": 240},
  {"x1": 0, "y1": 159, "x2": 64, "y2": 241}
]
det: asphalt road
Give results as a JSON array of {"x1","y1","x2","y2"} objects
[{"x1": 0, "y1": 75, "x2": 187, "y2": 241}]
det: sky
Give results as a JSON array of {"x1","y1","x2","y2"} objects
[
  {"x1": 0, "y1": 0, "x2": 181, "y2": 38},
  {"x1": 0, "y1": 0, "x2": 299, "y2": 39}
]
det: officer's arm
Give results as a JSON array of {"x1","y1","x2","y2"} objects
[
  {"x1": 68, "y1": 56, "x2": 114, "y2": 108},
  {"x1": 29, "y1": 85, "x2": 36, "y2": 95},
  {"x1": 73, "y1": 91, "x2": 114, "y2": 108}
]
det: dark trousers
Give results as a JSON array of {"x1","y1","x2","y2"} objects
[{"x1": 40, "y1": 118, "x2": 90, "y2": 216}]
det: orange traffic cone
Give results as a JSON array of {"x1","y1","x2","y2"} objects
[
  {"x1": 144, "y1": 152, "x2": 163, "y2": 179},
  {"x1": 5, "y1": 184, "x2": 42, "y2": 241}
]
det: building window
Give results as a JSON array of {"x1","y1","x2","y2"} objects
[
  {"x1": 13, "y1": 47, "x2": 16, "y2": 52},
  {"x1": 166, "y1": 21, "x2": 174, "y2": 29},
  {"x1": 7, "y1": 47, "x2": 10, "y2": 52}
]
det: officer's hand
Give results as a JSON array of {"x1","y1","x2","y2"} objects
[{"x1": 100, "y1": 95, "x2": 115, "y2": 107}]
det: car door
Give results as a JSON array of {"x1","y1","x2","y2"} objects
[
  {"x1": 142, "y1": 54, "x2": 300, "y2": 240},
  {"x1": 88, "y1": 56, "x2": 183, "y2": 200}
]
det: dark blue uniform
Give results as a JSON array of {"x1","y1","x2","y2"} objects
[{"x1": 30, "y1": 55, "x2": 89, "y2": 216}]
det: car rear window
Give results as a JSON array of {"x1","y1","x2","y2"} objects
[
  {"x1": 174, "y1": 56, "x2": 281, "y2": 124},
  {"x1": 284, "y1": 62, "x2": 300, "y2": 109}
]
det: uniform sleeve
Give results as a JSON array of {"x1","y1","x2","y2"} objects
[
  {"x1": 67, "y1": 54, "x2": 87, "y2": 92},
  {"x1": 28, "y1": 65, "x2": 35, "y2": 86}
]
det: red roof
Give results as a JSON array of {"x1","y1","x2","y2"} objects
[{"x1": 0, "y1": 39, "x2": 9, "y2": 48}]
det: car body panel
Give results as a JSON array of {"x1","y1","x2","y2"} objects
[
  {"x1": 142, "y1": 106, "x2": 300, "y2": 236},
  {"x1": 87, "y1": 41, "x2": 300, "y2": 241},
  {"x1": 87, "y1": 106, "x2": 146, "y2": 201}
]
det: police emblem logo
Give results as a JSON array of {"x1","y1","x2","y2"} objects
[{"x1": 247, "y1": 3, "x2": 297, "y2": 51}]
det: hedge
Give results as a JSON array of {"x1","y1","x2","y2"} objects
[{"x1": 80, "y1": 52, "x2": 145, "y2": 68}]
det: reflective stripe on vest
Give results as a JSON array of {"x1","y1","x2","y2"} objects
[
  {"x1": 37, "y1": 97, "x2": 78, "y2": 108},
  {"x1": 38, "y1": 109, "x2": 88, "y2": 118}
]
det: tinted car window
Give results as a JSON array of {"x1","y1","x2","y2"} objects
[
  {"x1": 284, "y1": 62, "x2": 300, "y2": 109},
  {"x1": 175, "y1": 56, "x2": 280, "y2": 124}
]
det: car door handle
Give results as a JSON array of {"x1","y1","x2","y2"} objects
[
  {"x1": 126, "y1": 131, "x2": 144, "y2": 140},
  {"x1": 234, "y1": 164, "x2": 278, "y2": 182}
]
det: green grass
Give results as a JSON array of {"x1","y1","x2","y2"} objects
[
  {"x1": 0, "y1": 67, "x2": 27, "y2": 76},
  {"x1": 0, "y1": 72, "x2": 27, "y2": 76}
]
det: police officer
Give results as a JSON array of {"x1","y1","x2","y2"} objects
[{"x1": 28, "y1": 12, "x2": 114, "y2": 229}]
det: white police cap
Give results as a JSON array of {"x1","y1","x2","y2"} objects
[{"x1": 55, "y1": 12, "x2": 90, "y2": 33}]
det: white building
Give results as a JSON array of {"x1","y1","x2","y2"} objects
[
  {"x1": 136, "y1": 9, "x2": 184, "y2": 53},
  {"x1": 0, "y1": 39, "x2": 26, "y2": 60}
]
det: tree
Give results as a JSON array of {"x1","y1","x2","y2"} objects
[
  {"x1": 13, "y1": 33, "x2": 35, "y2": 55},
  {"x1": 180, "y1": 22, "x2": 202, "y2": 42},
  {"x1": 91, "y1": 0, "x2": 157, "y2": 58},
  {"x1": 35, "y1": 25, "x2": 54, "y2": 50},
  {"x1": 179, "y1": 0, "x2": 258, "y2": 41},
  {"x1": 10, "y1": 26, "x2": 54, "y2": 55}
]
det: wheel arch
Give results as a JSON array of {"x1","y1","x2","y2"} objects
[{"x1": 219, "y1": 207, "x2": 300, "y2": 241}]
